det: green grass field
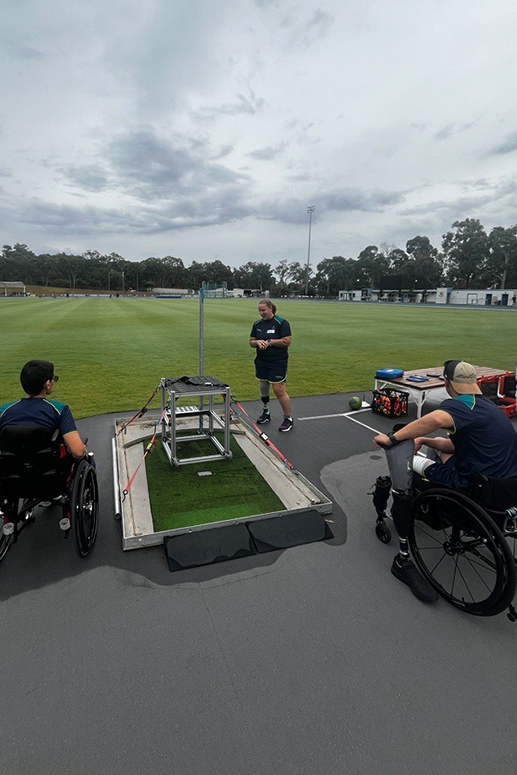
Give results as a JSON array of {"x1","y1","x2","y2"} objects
[{"x1": 1, "y1": 297, "x2": 517, "y2": 417}]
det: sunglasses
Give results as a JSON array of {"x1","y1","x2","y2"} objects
[{"x1": 51, "y1": 375, "x2": 59, "y2": 383}]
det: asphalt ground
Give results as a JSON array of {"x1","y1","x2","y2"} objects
[{"x1": 1, "y1": 391, "x2": 516, "y2": 775}]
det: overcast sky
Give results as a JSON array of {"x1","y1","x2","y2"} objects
[{"x1": 2, "y1": 0, "x2": 517, "y2": 268}]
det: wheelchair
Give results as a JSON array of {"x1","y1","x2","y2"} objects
[
  {"x1": 372, "y1": 445, "x2": 517, "y2": 621},
  {"x1": 0, "y1": 424, "x2": 99, "y2": 561}
]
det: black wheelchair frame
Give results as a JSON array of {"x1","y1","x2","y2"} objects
[
  {"x1": 0, "y1": 425, "x2": 99, "y2": 561},
  {"x1": 373, "y1": 474, "x2": 517, "y2": 621}
]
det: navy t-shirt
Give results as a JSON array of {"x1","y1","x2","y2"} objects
[
  {"x1": 250, "y1": 316, "x2": 291, "y2": 362},
  {"x1": 426, "y1": 394, "x2": 517, "y2": 490},
  {"x1": 0, "y1": 398, "x2": 77, "y2": 438}
]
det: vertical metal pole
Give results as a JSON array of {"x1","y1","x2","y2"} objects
[
  {"x1": 171, "y1": 390, "x2": 177, "y2": 466},
  {"x1": 199, "y1": 283, "x2": 204, "y2": 376},
  {"x1": 305, "y1": 205, "x2": 315, "y2": 296},
  {"x1": 199, "y1": 283, "x2": 205, "y2": 432},
  {"x1": 224, "y1": 387, "x2": 230, "y2": 455},
  {"x1": 160, "y1": 380, "x2": 167, "y2": 458}
]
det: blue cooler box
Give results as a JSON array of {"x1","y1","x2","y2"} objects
[{"x1": 375, "y1": 368, "x2": 404, "y2": 380}]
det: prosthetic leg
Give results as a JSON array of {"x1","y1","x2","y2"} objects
[{"x1": 372, "y1": 436, "x2": 438, "y2": 603}]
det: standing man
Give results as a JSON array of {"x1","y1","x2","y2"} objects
[{"x1": 249, "y1": 299, "x2": 293, "y2": 432}]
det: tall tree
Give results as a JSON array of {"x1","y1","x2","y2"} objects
[
  {"x1": 485, "y1": 226, "x2": 517, "y2": 289},
  {"x1": 442, "y1": 219, "x2": 489, "y2": 288},
  {"x1": 406, "y1": 235, "x2": 443, "y2": 287}
]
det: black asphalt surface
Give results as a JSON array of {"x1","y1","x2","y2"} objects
[{"x1": 1, "y1": 393, "x2": 516, "y2": 775}]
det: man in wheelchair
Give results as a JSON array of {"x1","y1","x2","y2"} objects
[
  {"x1": 0, "y1": 359, "x2": 86, "y2": 461},
  {"x1": 0, "y1": 360, "x2": 98, "y2": 558},
  {"x1": 373, "y1": 360, "x2": 517, "y2": 605}
]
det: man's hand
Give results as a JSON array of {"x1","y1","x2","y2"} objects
[
  {"x1": 414, "y1": 437, "x2": 426, "y2": 453},
  {"x1": 373, "y1": 433, "x2": 392, "y2": 448},
  {"x1": 256, "y1": 339, "x2": 269, "y2": 350}
]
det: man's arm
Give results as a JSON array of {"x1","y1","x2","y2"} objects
[
  {"x1": 63, "y1": 430, "x2": 87, "y2": 459},
  {"x1": 374, "y1": 409, "x2": 454, "y2": 448},
  {"x1": 414, "y1": 436, "x2": 455, "y2": 454}
]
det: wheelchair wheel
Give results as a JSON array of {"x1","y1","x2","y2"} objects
[
  {"x1": 0, "y1": 530, "x2": 12, "y2": 562},
  {"x1": 409, "y1": 489, "x2": 517, "y2": 616},
  {"x1": 70, "y1": 459, "x2": 99, "y2": 558}
]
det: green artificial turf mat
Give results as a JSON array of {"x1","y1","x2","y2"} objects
[{"x1": 145, "y1": 432, "x2": 285, "y2": 531}]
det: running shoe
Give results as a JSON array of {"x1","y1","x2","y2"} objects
[
  {"x1": 256, "y1": 409, "x2": 271, "y2": 424},
  {"x1": 391, "y1": 556, "x2": 438, "y2": 602},
  {"x1": 279, "y1": 417, "x2": 293, "y2": 432}
]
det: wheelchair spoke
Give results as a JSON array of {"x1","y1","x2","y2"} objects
[{"x1": 429, "y1": 551, "x2": 448, "y2": 576}]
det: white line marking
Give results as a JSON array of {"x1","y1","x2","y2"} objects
[
  {"x1": 298, "y1": 407, "x2": 371, "y2": 421},
  {"x1": 343, "y1": 414, "x2": 382, "y2": 434},
  {"x1": 298, "y1": 412, "x2": 347, "y2": 421}
]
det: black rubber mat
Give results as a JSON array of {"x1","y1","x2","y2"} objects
[
  {"x1": 164, "y1": 523, "x2": 256, "y2": 571},
  {"x1": 247, "y1": 510, "x2": 333, "y2": 553}
]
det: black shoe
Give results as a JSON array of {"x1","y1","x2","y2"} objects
[
  {"x1": 391, "y1": 556, "x2": 438, "y2": 603},
  {"x1": 256, "y1": 410, "x2": 271, "y2": 425},
  {"x1": 279, "y1": 417, "x2": 293, "y2": 432}
]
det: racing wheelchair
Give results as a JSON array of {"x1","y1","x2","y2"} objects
[
  {"x1": 372, "y1": 439, "x2": 517, "y2": 621},
  {"x1": 0, "y1": 425, "x2": 99, "y2": 561}
]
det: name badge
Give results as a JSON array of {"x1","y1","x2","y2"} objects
[{"x1": 267, "y1": 329, "x2": 275, "y2": 334}]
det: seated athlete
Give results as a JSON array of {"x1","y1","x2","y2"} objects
[
  {"x1": 373, "y1": 359, "x2": 517, "y2": 602},
  {"x1": 0, "y1": 360, "x2": 86, "y2": 461}
]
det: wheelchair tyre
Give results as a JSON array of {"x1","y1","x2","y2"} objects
[
  {"x1": 375, "y1": 522, "x2": 392, "y2": 544},
  {"x1": 409, "y1": 489, "x2": 517, "y2": 616},
  {"x1": 0, "y1": 531, "x2": 12, "y2": 562},
  {"x1": 70, "y1": 460, "x2": 99, "y2": 558}
]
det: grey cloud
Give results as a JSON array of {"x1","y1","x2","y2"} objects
[
  {"x1": 282, "y1": 8, "x2": 334, "y2": 48},
  {"x1": 490, "y1": 131, "x2": 517, "y2": 155},
  {"x1": 1, "y1": 193, "x2": 254, "y2": 236},
  {"x1": 194, "y1": 89, "x2": 265, "y2": 120},
  {"x1": 209, "y1": 144, "x2": 234, "y2": 161},
  {"x1": 399, "y1": 180, "x2": 517, "y2": 218},
  {"x1": 248, "y1": 142, "x2": 288, "y2": 160},
  {"x1": 64, "y1": 164, "x2": 109, "y2": 192},
  {"x1": 81, "y1": 128, "x2": 250, "y2": 201},
  {"x1": 0, "y1": 168, "x2": 12, "y2": 177},
  {"x1": 434, "y1": 122, "x2": 474, "y2": 141},
  {"x1": 264, "y1": 187, "x2": 404, "y2": 224},
  {"x1": 15, "y1": 46, "x2": 46, "y2": 60}
]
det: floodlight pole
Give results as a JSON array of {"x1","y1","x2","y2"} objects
[
  {"x1": 122, "y1": 270, "x2": 125, "y2": 294},
  {"x1": 305, "y1": 205, "x2": 315, "y2": 296}
]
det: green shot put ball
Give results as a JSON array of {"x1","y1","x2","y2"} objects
[{"x1": 348, "y1": 396, "x2": 362, "y2": 410}]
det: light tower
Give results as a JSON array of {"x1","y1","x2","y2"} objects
[{"x1": 305, "y1": 205, "x2": 315, "y2": 296}]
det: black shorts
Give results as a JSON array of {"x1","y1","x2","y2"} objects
[{"x1": 255, "y1": 359, "x2": 288, "y2": 383}]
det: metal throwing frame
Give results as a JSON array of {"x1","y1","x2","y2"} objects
[{"x1": 160, "y1": 376, "x2": 232, "y2": 466}]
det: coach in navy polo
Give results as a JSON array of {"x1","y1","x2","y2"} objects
[
  {"x1": 0, "y1": 360, "x2": 86, "y2": 460},
  {"x1": 249, "y1": 299, "x2": 293, "y2": 432}
]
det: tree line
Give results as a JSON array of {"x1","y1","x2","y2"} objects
[{"x1": 2, "y1": 218, "x2": 517, "y2": 297}]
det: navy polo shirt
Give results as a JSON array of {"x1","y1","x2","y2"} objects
[
  {"x1": 0, "y1": 397, "x2": 77, "y2": 437},
  {"x1": 426, "y1": 394, "x2": 517, "y2": 490},
  {"x1": 250, "y1": 316, "x2": 291, "y2": 362}
]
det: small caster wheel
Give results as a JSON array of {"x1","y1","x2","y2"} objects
[{"x1": 375, "y1": 522, "x2": 392, "y2": 544}]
